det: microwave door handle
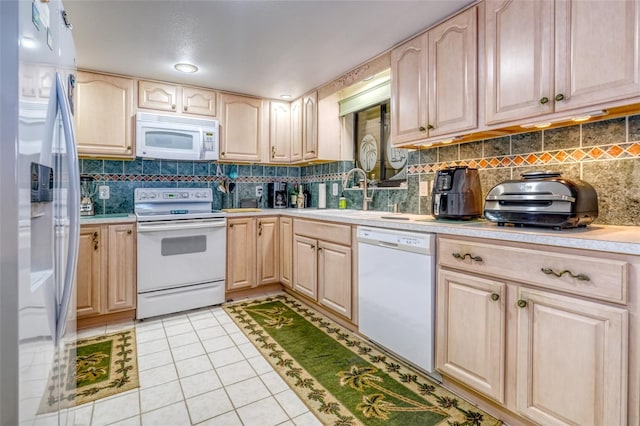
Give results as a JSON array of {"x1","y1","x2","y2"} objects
[{"x1": 199, "y1": 129, "x2": 205, "y2": 160}]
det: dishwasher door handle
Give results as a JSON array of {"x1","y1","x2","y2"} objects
[{"x1": 377, "y1": 241, "x2": 399, "y2": 249}]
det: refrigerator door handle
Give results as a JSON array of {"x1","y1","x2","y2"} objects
[{"x1": 55, "y1": 72, "x2": 80, "y2": 344}]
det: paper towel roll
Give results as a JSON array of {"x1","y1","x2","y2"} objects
[{"x1": 318, "y1": 183, "x2": 326, "y2": 209}]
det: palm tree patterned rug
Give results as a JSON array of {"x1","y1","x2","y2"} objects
[
  {"x1": 224, "y1": 295, "x2": 501, "y2": 426},
  {"x1": 39, "y1": 329, "x2": 139, "y2": 413}
]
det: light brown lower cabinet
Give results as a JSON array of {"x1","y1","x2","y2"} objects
[
  {"x1": 436, "y1": 235, "x2": 636, "y2": 425},
  {"x1": 292, "y1": 219, "x2": 352, "y2": 319},
  {"x1": 77, "y1": 223, "x2": 136, "y2": 326},
  {"x1": 279, "y1": 217, "x2": 293, "y2": 287},
  {"x1": 226, "y1": 216, "x2": 279, "y2": 291}
]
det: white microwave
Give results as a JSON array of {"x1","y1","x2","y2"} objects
[{"x1": 136, "y1": 112, "x2": 219, "y2": 161}]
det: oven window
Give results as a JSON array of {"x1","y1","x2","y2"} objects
[
  {"x1": 146, "y1": 131, "x2": 194, "y2": 150},
  {"x1": 161, "y1": 235, "x2": 206, "y2": 256}
]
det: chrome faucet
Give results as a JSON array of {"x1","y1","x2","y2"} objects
[{"x1": 343, "y1": 167, "x2": 373, "y2": 210}]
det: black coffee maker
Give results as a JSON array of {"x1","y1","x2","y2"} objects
[
  {"x1": 432, "y1": 166, "x2": 482, "y2": 219},
  {"x1": 267, "y1": 182, "x2": 287, "y2": 208}
]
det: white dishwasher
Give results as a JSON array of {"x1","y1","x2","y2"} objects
[{"x1": 357, "y1": 226, "x2": 437, "y2": 376}]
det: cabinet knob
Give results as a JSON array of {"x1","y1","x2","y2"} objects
[
  {"x1": 517, "y1": 299, "x2": 528, "y2": 308},
  {"x1": 127, "y1": 229, "x2": 132, "y2": 235},
  {"x1": 171, "y1": 104, "x2": 176, "y2": 110},
  {"x1": 184, "y1": 106, "x2": 188, "y2": 112},
  {"x1": 92, "y1": 232, "x2": 98, "y2": 238},
  {"x1": 427, "y1": 124, "x2": 434, "y2": 130},
  {"x1": 126, "y1": 146, "x2": 132, "y2": 150},
  {"x1": 490, "y1": 293, "x2": 500, "y2": 301},
  {"x1": 310, "y1": 245, "x2": 316, "y2": 251},
  {"x1": 555, "y1": 93, "x2": 565, "y2": 102},
  {"x1": 419, "y1": 126, "x2": 426, "y2": 132},
  {"x1": 539, "y1": 97, "x2": 549, "y2": 104},
  {"x1": 229, "y1": 223, "x2": 234, "y2": 228}
]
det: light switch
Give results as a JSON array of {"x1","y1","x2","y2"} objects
[
  {"x1": 332, "y1": 182, "x2": 338, "y2": 196},
  {"x1": 419, "y1": 181, "x2": 430, "y2": 196}
]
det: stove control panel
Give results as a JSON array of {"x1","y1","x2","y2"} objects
[{"x1": 135, "y1": 188, "x2": 213, "y2": 203}]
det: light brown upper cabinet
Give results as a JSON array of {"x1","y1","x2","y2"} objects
[
  {"x1": 182, "y1": 86, "x2": 217, "y2": 117},
  {"x1": 138, "y1": 80, "x2": 217, "y2": 117},
  {"x1": 75, "y1": 71, "x2": 135, "y2": 158},
  {"x1": 485, "y1": 0, "x2": 640, "y2": 124},
  {"x1": 302, "y1": 91, "x2": 318, "y2": 160},
  {"x1": 269, "y1": 101, "x2": 291, "y2": 163},
  {"x1": 391, "y1": 6, "x2": 477, "y2": 145},
  {"x1": 290, "y1": 98, "x2": 303, "y2": 162},
  {"x1": 219, "y1": 93, "x2": 263, "y2": 162}
]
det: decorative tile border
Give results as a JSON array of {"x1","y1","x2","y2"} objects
[{"x1": 407, "y1": 142, "x2": 640, "y2": 175}]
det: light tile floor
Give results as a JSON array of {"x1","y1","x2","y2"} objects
[{"x1": 67, "y1": 302, "x2": 322, "y2": 426}]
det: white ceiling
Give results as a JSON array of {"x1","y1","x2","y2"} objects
[{"x1": 64, "y1": 0, "x2": 473, "y2": 100}]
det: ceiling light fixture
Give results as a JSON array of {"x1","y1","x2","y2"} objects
[
  {"x1": 174, "y1": 63, "x2": 198, "y2": 73},
  {"x1": 280, "y1": 95, "x2": 292, "y2": 100}
]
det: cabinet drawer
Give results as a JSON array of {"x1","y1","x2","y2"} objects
[
  {"x1": 293, "y1": 219, "x2": 351, "y2": 246},
  {"x1": 438, "y1": 237, "x2": 628, "y2": 304}
]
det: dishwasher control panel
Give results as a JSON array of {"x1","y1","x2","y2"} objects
[{"x1": 357, "y1": 227, "x2": 435, "y2": 254}]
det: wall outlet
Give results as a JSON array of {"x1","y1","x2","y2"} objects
[
  {"x1": 255, "y1": 185, "x2": 263, "y2": 197},
  {"x1": 332, "y1": 182, "x2": 339, "y2": 196},
  {"x1": 98, "y1": 185, "x2": 110, "y2": 200}
]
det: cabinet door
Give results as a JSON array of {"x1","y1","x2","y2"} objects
[
  {"x1": 219, "y1": 94, "x2": 262, "y2": 162},
  {"x1": 302, "y1": 92, "x2": 318, "y2": 160},
  {"x1": 226, "y1": 218, "x2": 256, "y2": 290},
  {"x1": 138, "y1": 80, "x2": 179, "y2": 112},
  {"x1": 436, "y1": 269, "x2": 506, "y2": 403},
  {"x1": 257, "y1": 217, "x2": 279, "y2": 285},
  {"x1": 290, "y1": 98, "x2": 303, "y2": 162},
  {"x1": 182, "y1": 86, "x2": 217, "y2": 117},
  {"x1": 76, "y1": 226, "x2": 103, "y2": 318},
  {"x1": 279, "y1": 217, "x2": 293, "y2": 287},
  {"x1": 75, "y1": 71, "x2": 135, "y2": 158},
  {"x1": 269, "y1": 101, "x2": 291, "y2": 163},
  {"x1": 318, "y1": 241, "x2": 352, "y2": 319},
  {"x1": 515, "y1": 287, "x2": 628, "y2": 426},
  {"x1": 292, "y1": 235, "x2": 317, "y2": 299},
  {"x1": 390, "y1": 33, "x2": 428, "y2": 145},
  {"x1": 428, "y1": 6, "x2": 478, "y2": 136},
  {"x1": 554, "y1": 0, "x2": 640, "y2": 112},
  {"x1": 106, "y1": 224, "x2": 136, "y2": 312},
  {"x1": 485, "y1": 0, "x2": 554, "y2": 124}
]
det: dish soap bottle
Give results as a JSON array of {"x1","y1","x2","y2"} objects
[{"x1": 338, "y1": 192, "x2": 347, "y2": 209}]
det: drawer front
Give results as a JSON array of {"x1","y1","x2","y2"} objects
[
  {"x1": 438, "y1": 237, "x2": 628, "y2": 304},
  {"x1": 293, "y1": 219, "x2": 351, "y2": 246}
]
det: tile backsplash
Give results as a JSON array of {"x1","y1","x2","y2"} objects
[{"x1": 83, "y1": 114, "x2": 640, "y2": 226}]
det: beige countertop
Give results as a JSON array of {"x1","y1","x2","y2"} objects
[
  {"x1": 225, "y1": 208, "x2": 640, "y2": 256},
  {"x1": 79, "y1": 213, "x2": 137, "y2": 225}
]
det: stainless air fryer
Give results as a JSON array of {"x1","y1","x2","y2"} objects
[{"x1": 432, "y1": 166, "x2": 482, "y2": 219}]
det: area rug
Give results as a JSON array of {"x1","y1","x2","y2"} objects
[
  {"x1": 224, "y1": 295, "x2": 501, "y2": 426},
  {"x1": 39, "y1": 329, "x2": 139, "y2": 412}
]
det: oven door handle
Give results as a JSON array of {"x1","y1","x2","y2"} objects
[{"x1": 137, "y1": 220, "x2": 226, "y2": 233}]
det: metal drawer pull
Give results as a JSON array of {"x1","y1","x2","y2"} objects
[
  {"x1": 452, "y1": 252, "x2": 483, "y2": 262},
  {"x1": 490, "y1": 293, "x2": 500, "y2": 301},
  {"x1": 517, "y1": 299, "x2": 527, "y2": 308},
  {"x1": 540, "y1": 267, "x2": 590, "y2": 281}
]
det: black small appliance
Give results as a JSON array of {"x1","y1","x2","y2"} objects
[
  {"x1": 432, "y1": 166, "x2": 482, "y2": 219},
  {"x1": 267, "y1": 182, "x2": 288, "y2": 208}
]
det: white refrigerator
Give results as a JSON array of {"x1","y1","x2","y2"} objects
[{"x1": 1, "y1": 0, "x2": 80, "y2": 424}]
